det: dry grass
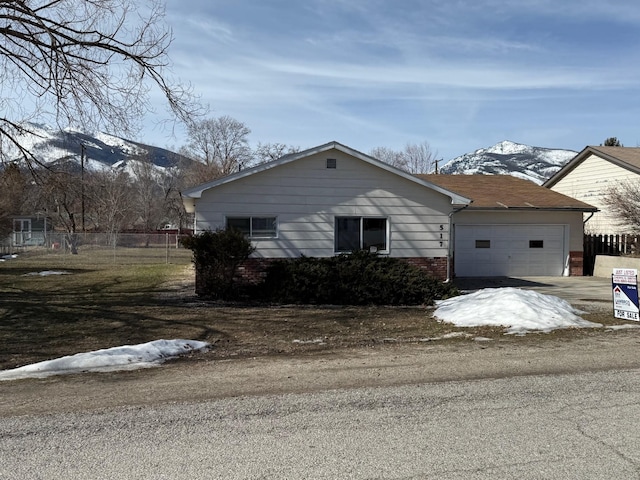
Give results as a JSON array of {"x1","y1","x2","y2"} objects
[{"x1": 0, "y1": 249, "x2": 629, "y2": 371}]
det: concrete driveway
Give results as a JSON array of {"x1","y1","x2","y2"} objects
[{"x1": 453, "y1": 276, "x2": 613, "y2": 310}]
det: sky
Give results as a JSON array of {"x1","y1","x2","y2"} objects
[{"x1": 136, "y1": 0, "x2": 640, "y2": 161}]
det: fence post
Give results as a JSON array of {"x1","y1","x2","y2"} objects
[{"x1": 166, "y1": 232, "x2": 169, "y2": 264}]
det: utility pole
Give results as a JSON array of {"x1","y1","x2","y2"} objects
[
  {"x1": 434, "y1": 158, "x2": 443, "y2": 174},
  {"x1": 80, "y1": 143, "x2": 85, "y2": 232}
]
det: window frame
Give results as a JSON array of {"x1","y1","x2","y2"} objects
[
  {"x1": 225, "y1": 216, "x2": 278, "y2": 239},
  {"x1": 334, "y1": 216, "x2": 389, "y2": 254}
]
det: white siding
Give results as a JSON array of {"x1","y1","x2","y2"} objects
[
  {"x1": 550, "y1": 154, "x2": 636, "y2": 233},
  {"x1": 453, "y1": 211, "x2": 583, "y2": 250},
  {"x1": 452, "y1": 211, "x2": 583, "y2": 277},
  {"x1": 194, "y1": 150, "x2": 453, "y2": 258}
]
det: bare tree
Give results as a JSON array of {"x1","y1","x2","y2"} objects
[
  {"x1": 31, "y1": 163, "x2": 84, "y2": 253},
  {"x1": 402, "y1": 142, "x2": 437, "y2": 174},
  {"x1": 370, "y1": 142, "x2": 437, "y2": 174},
  {"x1": 0, "y1": 163, "x2": 28, "y2": 237},
  {"x1": 369, "y1": 146, "x2": 405, "y2": 169},
  {"x1": 603, "y1": 179, "x2": 640, "y2": 232},
  {"x1": 88, "y1": 170, "x2": 135, "y2": 244},
  {"x1": 253, "y1": 142, "x2": 300, "y2": 164},
  {"x1": 0, "y1": 0, "x2": 199, "y2": 168},
  {"x1": 129, "y1": 156, "x2": 165, "y2": 232},
  {"x1": 182, "y1": 116, "x2": 252, "y2": 181}
]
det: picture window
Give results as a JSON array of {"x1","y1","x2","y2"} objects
[{"x1": 335, "y1": 217, "x2": 387, "y2": 253}]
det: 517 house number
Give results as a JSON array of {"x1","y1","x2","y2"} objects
[{"x1": 439, "y1": 225, "x2": 445, "y2": 247}]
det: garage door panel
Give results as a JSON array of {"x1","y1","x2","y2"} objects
[{"x1": 455, "y1": 225, "x2": 566, "y2": 277}]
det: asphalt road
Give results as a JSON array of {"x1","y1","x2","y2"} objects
[{"x1": 2, "y1": 367, "x2": 640, "y2": 480}]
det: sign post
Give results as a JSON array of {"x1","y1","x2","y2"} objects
[{"x1": 612, "y1": 268, "x2": 639, "y2": 321}]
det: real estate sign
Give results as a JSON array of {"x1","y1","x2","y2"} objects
[{"x1": 612, "y1": 268, "x2": 639, "y2": 321}]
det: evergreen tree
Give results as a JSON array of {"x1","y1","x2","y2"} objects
[{"x1": 602, "y1": 137, "x2": 623, "y2": 147}]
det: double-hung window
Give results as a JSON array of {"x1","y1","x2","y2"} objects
[
  {"x1": 335, "y1": 217, "x2": 388, "y2": 253},
  {"x1": 226, "y1": 216, "x2": 277, "y2": 238}
]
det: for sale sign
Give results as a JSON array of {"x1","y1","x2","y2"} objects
[{"x1": 612, "y1": 268, "x2": 639, "y2": 321}]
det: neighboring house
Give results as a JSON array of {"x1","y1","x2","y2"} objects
[
  {"x1": 182, "y1": 142, "x2": 596, "y2": 279},
  {"x1": 10, "y1": 215, "x2": 52, "y2": 247},
  {"x1": 544, "y1": 146, "x2": 640, "y2": 234}
]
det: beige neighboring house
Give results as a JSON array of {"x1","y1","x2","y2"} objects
[
  {"x1": 544, "y1": 146, "x2": 640, "y2": 234},
  {"x1": 182, "y1": 141, "x2": 596, "y2": 279}
]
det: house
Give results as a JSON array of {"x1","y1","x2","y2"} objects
[
  {"x1": 182, "y1": 142, "x2": 596, "y2": 279},
  {"x1": 544, "y1": 146, "x2": 640, "y2": 234},
  {"x1": 10, "y1": 215, "x2": 52, "y2": 247}
]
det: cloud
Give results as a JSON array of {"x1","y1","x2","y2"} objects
[{"x1": 142, "y1": 0, "x2": 640, "y2": 159}]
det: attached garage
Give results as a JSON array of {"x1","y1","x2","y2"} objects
[
  {"x1": 454, "y1": 224, "x2": 567, "y2": 276},
  {"x1": 420, "y1": 174, "x2": 598, "y2": 277}
]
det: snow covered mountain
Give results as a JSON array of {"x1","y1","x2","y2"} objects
[
  {"x1": 440, "y1": 140, "x2": 577, "y2": 184},
  {"x1": 3, "y1": 123, "x2": 190, "y2": 174}
]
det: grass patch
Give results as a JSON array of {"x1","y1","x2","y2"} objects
[{"x1": 0, "y1": 250, "x2": 634, "y2": 372}]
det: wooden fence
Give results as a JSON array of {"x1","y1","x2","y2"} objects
[{"x1": 584, "y1": 234, "x2": 639, "y2": 275}]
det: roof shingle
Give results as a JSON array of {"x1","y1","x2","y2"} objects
[{"x1": 417, "y1": 174, "x2": 597, "y2": 211}]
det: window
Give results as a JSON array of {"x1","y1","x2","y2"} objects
[
  {"x1": 529, "y1": 240, "x2": 544, "y2": 248},
  {"x1": 226, "y1": 216, "x2": 277, "y2": 238},
  {"x1": 475, "y1": 240, "x2": 491, "y2": 248},
  {"x1": 335, "y1": 217, "x2": 387, "y2": 252}
]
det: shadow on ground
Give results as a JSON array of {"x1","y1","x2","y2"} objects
[{"x1": 454, "y1": 277, "x2": 554, "y2": 291}]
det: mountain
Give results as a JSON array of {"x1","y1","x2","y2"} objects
[
  {"x1": 4, "y1": 123, "x2": 191, "y2": 174},
  {"x1": 439, "y1": 140, "x2": 577, "y2": 184}
]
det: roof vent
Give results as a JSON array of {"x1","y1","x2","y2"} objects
[{"x1": 326, "y1": 158, "x2": 337, "y2": 169}]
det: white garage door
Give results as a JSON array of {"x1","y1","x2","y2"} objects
[{"x1": 455, "y1": 225, "x2": 566, "y2": 277}]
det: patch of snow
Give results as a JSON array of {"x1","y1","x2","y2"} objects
[
  {"x1": 0, "y1": 339, "x2": 209, "y2": 381},
  {"x1": 435, "y1": 287, "x2": 602, "y2": 335},
  {"x1": 24, "y1": 270, "x2": 71, "y2": 276},
  {"x1": 485, "y1": 140, "x2": 530, "y2": 155},
  {"x1": 605, "y1": 324, "x2": 640, "y2": 331},
  {"x1": 292, "y1": 338, "x2": 326, "y2": 345},
  {"x1": 419, "y1": 332, "x2": 473, "y2": 342}
]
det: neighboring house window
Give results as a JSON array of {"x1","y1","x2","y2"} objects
[
  {"x1": 529, "y1": 240, "x2": 544, "y2": 248},
  {"x1": 475, "y1": 240, "x2": 491, "y2": 248},
  {"x1": 226, "y1": 216, "x2": 277, "y2": 238},
  {"x1": 335, "y1": 217, "x2": 388, "y2": 253}
]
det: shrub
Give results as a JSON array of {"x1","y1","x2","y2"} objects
[
  {"x1": 259, "y1": 250, "x2": 457, "y2": 305},
  {"x1": 181, "y1": 228, "x2": 255, "y2": 299}
]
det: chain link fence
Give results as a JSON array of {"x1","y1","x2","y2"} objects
[{"x1": 1, "y1": 232, "x2": 193, "y2": 265}]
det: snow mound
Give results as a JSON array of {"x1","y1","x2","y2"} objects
[
  {"x1": 0, "y1": 339, "x2": 209, "y2": 381},
  {"x1": 435, "y1": 287, "x2": 602, "y2": 335}
]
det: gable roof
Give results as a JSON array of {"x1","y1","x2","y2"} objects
[
  {"x1": 181, "y1": 141, "x2": 471, "y2": 205},
  {"x1": 544, "y1": 146, "x2": 640, "y2": 188},
  {"x1": 418, "y1": 174, "x2": 597, "y2": 211}
]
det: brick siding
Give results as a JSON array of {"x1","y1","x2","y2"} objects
[
  {"x1": 569, "y1": 250, "x2": 584, "y2": 276},
  {"x1": 233, "y1": 256, "x2": 449, "y2": 285}
]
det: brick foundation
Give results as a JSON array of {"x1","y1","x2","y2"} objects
[
  {"x1": 233, "y1": 256, "x2": 450, "y2": 285},
  {"x1": 235, "y1": 258, "x2": 277, "y2": 284},
  {"x1": 402, "y1": 257, "x2": 448, "y2": 280},
  {"x1": 569, "y1": 250, "x2": 584, "y2": 276},
  {"x1": 195, "y1": 256, "x2": 450, "y2": 293}
]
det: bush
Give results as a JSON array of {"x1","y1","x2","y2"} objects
[
  {"x1": 181, "y1": 228, "x2": 255, "y2": 299},
  {"x1": 259, "y1": 250, "x2": 458, "y2": 305}
]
